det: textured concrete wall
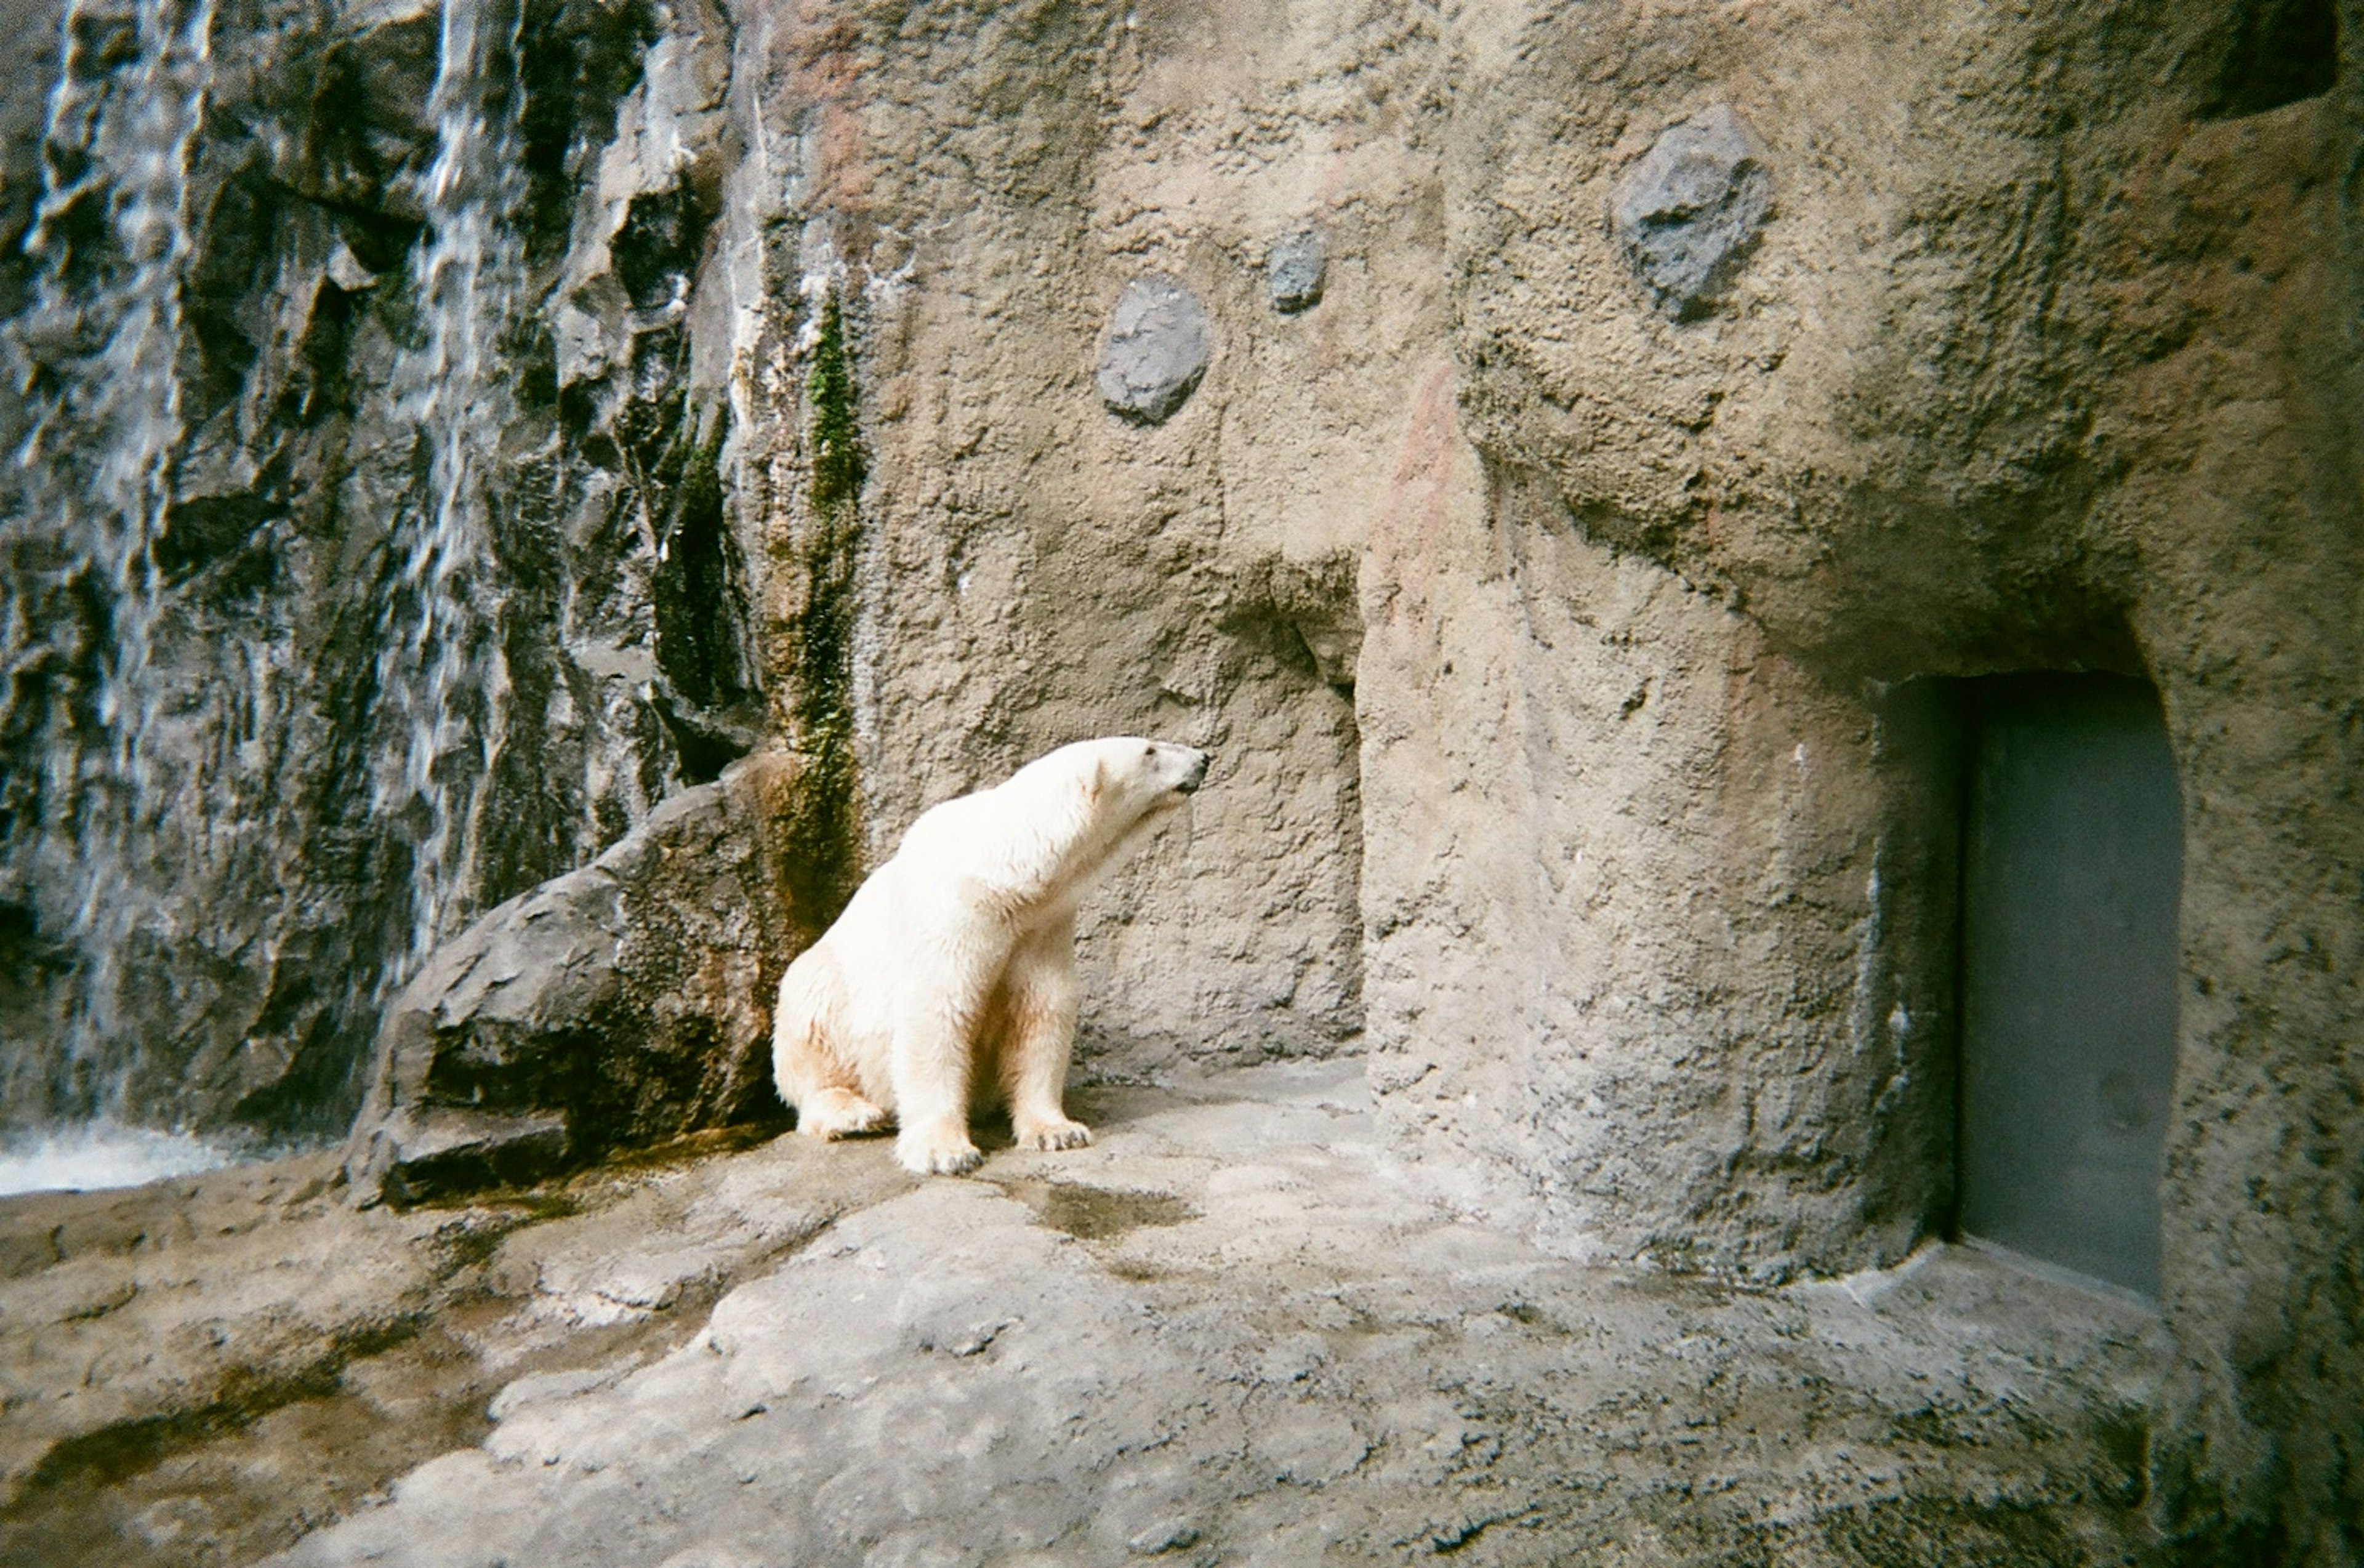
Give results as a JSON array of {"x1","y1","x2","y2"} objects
[
  {"x1": 742, "y1": 1, "x2": 2362, "y2": 1551},
  {"x1": 1362, "y1": 451, "x2": 1963, "y2": 1284},
  {"x1": 1348, "y1": 1, "x2": 2362, "y2": 1557},
  {"x1": 744, "y1": 0, "x2": 1457, "y2": 1075}
]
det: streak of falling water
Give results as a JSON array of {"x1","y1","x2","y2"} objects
[
  {"x1": 0, "y1": 0, "x2": 217, "y2": 1113},
  {"x1": 373, "y1": 0, "x2": 524, "y2": 986}
]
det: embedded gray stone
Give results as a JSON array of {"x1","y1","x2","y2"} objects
[
  {"x1": 1096, "y1": 273, "x2": 1212, "y2": 424},
  {"x1": 1611, "y1": 103, "x2": 1773, "y2": 320},
  {"x1": 1267, "y1": 229, "x2": 1326, "y2": 312}
]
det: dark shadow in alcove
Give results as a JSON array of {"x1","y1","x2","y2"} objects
[
  {"x1": 1948, "y1": 674, "x2": 2184, "y2": 1300},
  {"x1": 2203, "y1": 0, "x2": 2338, "y2": 118}
]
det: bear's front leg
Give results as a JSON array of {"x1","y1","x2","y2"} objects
[
  {"x1": 888, "y1": 978, "x2": 987, "y2": 1176},
  {"x1": 1000, "y1": 916, "x2": 1092, "y2": 1152}
]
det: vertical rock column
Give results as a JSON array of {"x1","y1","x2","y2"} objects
[{"x1": 1360, "y1": 398, "x2": 1952, "y2": 1275}]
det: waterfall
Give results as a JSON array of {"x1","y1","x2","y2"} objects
[
  {"x1": 371, "y1": 0, "x2": 525, "y2": 986},
  {"x1": 0, "y1": 0, "x2": 217, "y2": 1122},
  {"x1": 0, "y1": 0, "x2": 538, "y2": 1186}
]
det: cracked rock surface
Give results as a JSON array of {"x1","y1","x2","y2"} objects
[{"x1": 4, "y1": 1065, "x2": 2168, "y2": 1566}]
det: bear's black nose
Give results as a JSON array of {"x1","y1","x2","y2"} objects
[{"x1": 1178, "y1": 751, "x2": 1212, "y2": 794}]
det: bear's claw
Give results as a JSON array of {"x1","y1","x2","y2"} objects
[
  {"x1": 1015, "y1": 1119, "x2": 1093, "y2": 1152},
  {"x1": 898, "y1": 1131, "x2": 985, "y2": 1176}
]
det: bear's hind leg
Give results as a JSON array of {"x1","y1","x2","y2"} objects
[
  {"x1": 999, "y1": 916, "x2": 1091, "y2": 1152},
  {"x1": 774, "y1": 949, "x2": 889, "y2": 1140}
]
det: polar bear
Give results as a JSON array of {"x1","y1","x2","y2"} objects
[{"x1": 771, "y1": 737, "x2": 1212, "y2": 1175}]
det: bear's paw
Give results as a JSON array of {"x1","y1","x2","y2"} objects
[
  {"x1": 1014, "y1": 1117, "x2": 1094, "y2": 1152},
  {"x1": 897, "y1": 1121, "x2": 985, "y2": 1176},
  {"x1": 796, "y1": 1088, "x2": 890, "y2": 1141}
]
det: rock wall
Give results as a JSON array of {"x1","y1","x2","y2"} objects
[
  {"x1": 345, "y1": 750, "x2": 815, "y2": 1205},
  {"x1": 1352, "y1": 1, "x2": 2362, "y2": 1558},
  {"x1": 2, "y1": 0, "x2": 2357, "y2": 1556},
  {"x1": 758, "y1": 0, "x2": 1447, "y2": 1075},
  {"x1": 1362, "y1": 448, "x2": 1963, "y2": 1282},
  {"x1": 0, "y1": 0, "x2": 768, "y2": 1136}
]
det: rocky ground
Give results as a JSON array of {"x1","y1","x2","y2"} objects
[{"x1": 1, "y1": 1063, "x2": 2169, "y2": 1567}]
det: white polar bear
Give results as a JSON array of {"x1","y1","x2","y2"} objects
[{"x1": 771, "y1": 737, "x2": 1212, "y2": 1175}]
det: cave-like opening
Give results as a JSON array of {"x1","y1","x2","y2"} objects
[
  {"x1": 2203, "y1": 0, "x2": 2338, "y2": 118},
  {"x1": 1952, "y1": 673, "x2": 2184, "y2": 1298}
]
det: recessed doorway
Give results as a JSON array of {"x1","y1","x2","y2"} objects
[{"x1": 1956, "y1": 674, "x2": 2183, "y2": 1298}]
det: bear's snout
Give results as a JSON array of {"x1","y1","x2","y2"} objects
[{"x1": 1177, "y1": 750, "x2": 1212, "y2": 794}]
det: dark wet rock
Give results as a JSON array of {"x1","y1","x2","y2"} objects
[
  {"x1": 0, "y1": 0, "x2": 63, "y2": 322},
  {"x1": 1096, "y1": 273, "x2": 1212, "y2": 423},
  {"x1": 2203, "y1": 0, "x2": 2338, "y2": 118},
  {"x1": 357, "y1": 1107, "x2": 572, "y2": 1205},
  {"x1": 345, "y1": 751, "x2": 819, "y2": 1205},
  {"x1": 1266, "y1": 228, "x2": 1326, "y2": 312},
  {"x1": 1610, "y1": 103, "x2": 1773, "y2": 320},
  {"x1": 609, "y1": 179, "x2": 712, "y2": 311},
  {"x1": 0, "y1": 0, "x2": 754, "y2": 1143}
]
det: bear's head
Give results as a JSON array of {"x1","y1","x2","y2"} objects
[
  {"x1": 981, "y1": 738, "x2": 1211, "y2": 896},
  {"x1": 1087, "y1": 736, "x2": 1212, "y2": 820},
  {"x1": 1011, "y1": 736, "x2": 1210, "y2": 829}
]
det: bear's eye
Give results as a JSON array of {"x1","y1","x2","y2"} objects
[{"x1": 1144, "y1": 744, "x2": 1155, "y2": 757}]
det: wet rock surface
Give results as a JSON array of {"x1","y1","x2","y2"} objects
[
  {"x1": 345, "y1": 752, "x2": 815, "y2": 1204},
  {"x1": 1, "y1": 1066, "x2": 2168, "y2": 1567},
  {"x1": 0, "y1": 1125, "x2": 906, "y2": 1567},
  {"x1": 0, "y1": 0, "x2": 760, "y2": 1141}
]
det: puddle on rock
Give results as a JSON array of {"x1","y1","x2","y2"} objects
[{"x1": 1000, "y1": 1178, "x2": 1199, "y2": 1241}]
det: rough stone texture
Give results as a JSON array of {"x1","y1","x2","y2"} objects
[
  {"x1": 0, "y1": 1128, "x2": 905, "y2": 1565},
  {"x1": 1610, "y1": 103, "x2": 1774, "y2": 320},
  {"x1": 1095, "y1": 271, "x2": 1214, "y2": 421},
  {"x1": 1266, "y1": 227, "x2": 1327, "y2": 312},
  {"x1": 1, "y1": 0, "x2": 2357, "y2": 1556},
  {"x1": 0, "y1": 0, "x2": 765, "y2": 1140},
  {"x1": 0, "y1": 1069, "x2": 2174, "y2": 1567},
  {"x1": 761, "y1": 0, "x2": 1439, "y2": 1085},
  {"x1": 1362, "y1": 441, "x2": 1961, "y2": 1281},
  {"x1": 1354, "y1": 2, "x2": 2362, "y2": 1556},
  {"x1": 345, "y1": 752, "x2": 815, "y2": 1202}
]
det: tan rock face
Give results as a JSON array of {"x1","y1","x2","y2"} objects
[
  {"x1": 738, "y1": 0, "x2": 1453, "y2": 1079},
  {"x1": 1397, "y1": 4, "x2": 2356, "y2": 1554},
  {"x1": 735, "y1": 0, "x2": 2358, "y2": 1551}
]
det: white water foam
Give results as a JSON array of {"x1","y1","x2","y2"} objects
[{"x1": 0, "y1": 1122, "x2": 235, "y2": 1197}]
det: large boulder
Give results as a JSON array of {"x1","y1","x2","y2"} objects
[{"x1": 345, "y1": 750, "x2": 821, "y2": 1204}]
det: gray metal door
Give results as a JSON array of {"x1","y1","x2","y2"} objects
[{"x1": 1959, "y1": 675, "x2": 2183, "y2": 1297}]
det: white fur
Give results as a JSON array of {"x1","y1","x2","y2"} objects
[{"x1": 771, "y1": 737, "x2": 1210, "y2": 1175}]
